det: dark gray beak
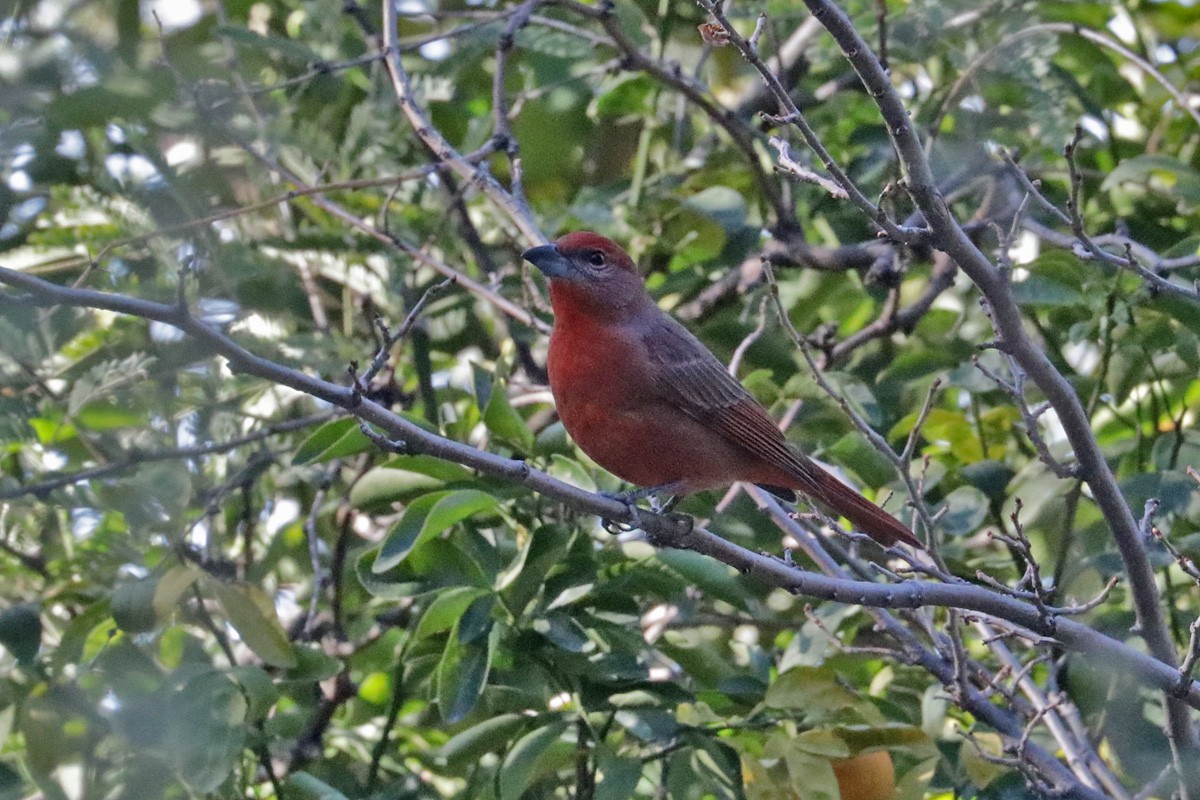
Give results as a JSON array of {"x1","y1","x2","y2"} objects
[{"x1": 522, "y1": 244, "x2": 573, "y2": 279}]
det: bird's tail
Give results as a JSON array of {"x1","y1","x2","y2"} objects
[{"x1": 808, "y1": 467, "x2": 923, "y2": 549}]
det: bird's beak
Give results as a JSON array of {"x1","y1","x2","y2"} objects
[{"x1": 522, "y1": 244, "x2": 573, "y2": 279}]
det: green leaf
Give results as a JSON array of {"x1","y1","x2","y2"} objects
[
  {"x1": 436, "y1": 617, "x2": 500, "y2": 723},
  {"x1": 684, "y1": 186, "x2": 749, "y2": 234},
  {"x1": 594, "y1": 749, "x2": 643, "y2": 800},
  {"x1": 655, "y1": 549, "x2": 751, "y2": 611},
  {"x1": 590, "y1": 74, "x2": 654, "y2": 118},
  {"x1": 382, "y1": 454, "x2": 475, "y2": 483},
  {"x1": 501, "y1": 524, "x2": 577, "y2": 615},
  {"x1": 229, "y1": 666, "x2": 279, "y2": 722},
  {"x1": 281, "y1": 646, "x2": 342, "y2": 683},
  {"x1": 47, "y1": 73, "x2": 168, "y2": 128},
  {"x1": 827, "y1": 723, "x2": 932, "y2": 753},
  {"x1": 1102, "y1": 154, "x2": 1200, "y2": 203},
  {"x1": 285, "y1": 772, "x2": 351, "y2": 800},
  {"x1": 215, "y1": 26, "x2": 322, "y2": 64},
  {"x1": 938, "y1": 486, "x2": 989, "y2": 536},
  {"x1": 350, "y1": 457, "x2": 478, "y2": 511},
  {"x1": 961, "y1": 731, "x2": 1007, "y2": 788},
  {"x1": 0, "y1": 761, "x2": 24, "y2": 799},
  {"x1": 75, "y1": 401, "x2": 144, "y2": 430},
  {"x1": 532, "y1": 612, "x2": 593, "y2": 653},
  {"x1": 292, "y1": 418, "x2": 371, "y2": 464},
  {"x1": 438, "y1": 712, "x2": 529, "y2": 766},
  {"x1": 828, "y1": 433, "x2": 897, "y2": 489},
  {"x1": 514, "y1": 24, "x2": 583, "y2": 58},
  {"x1": 167, "y1": 671, "x2": 248, "y2": 792},
  {"x1": 499, "y1": 719, "x2": 571, "y2": 800},
  {"x1": 111, "y1": 577, "x2": 160, "y2": 634},
  {"x1": 415, "y1": 587, "x2": 491, "y2": 641},
  {"x1": 792, "y1": 728, "x2": 851, "y2": 759},
  {"x1": 1012, "y1": 275, "x2": 1084, "y2": 307},
  {"x1": 374, "y1": 490, "x2": 500, "y2": 572},
  {"x1": 0, "y1": 604, "x2": 40, "y2": 664},
  {"x1": 27, "y1": 417, "x2": 77, "y2": 444},
  {"x1": 94, "y1": 462, "x2": 193, "y2": 532},
  {"x1": 763, "y1": 666, "x2": 865, "y2": 721},
  {"x1": 350, "y1": 467, "x2": 446, "y2": 510},
  {"x1": 153, "y1": 566, "x2": 203, "y2": 621},
  {"x1": 483, "y1": 380, "x2": 535, "y2": 451},
  {"x1": 920, "y1": 683, "x2": 950, "y2": 739},
  {"x1": 777, "y1": 742, "x2": 839, "y2": 800},
  {"x1": 210, "y1": 581, "x2": 298, "y2": 668},
  {"x1": 115, "y1": 0, "x2": 139, "y2": 64},
  {"x1": 50, "y1": 601, "x2": 111, "y2": 673},
  {"x1": 961, "y1": 460, "x2": 1015, "y2": 503},
  {"x1": 609, "y1": 0, "x2": 652, "y2": 48}
]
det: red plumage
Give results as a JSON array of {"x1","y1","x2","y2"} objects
[{"x1": 523, "y1": 232, "x2": 922, "y2": 549}]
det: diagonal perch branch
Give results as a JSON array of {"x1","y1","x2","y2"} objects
[{"x1": 2, "y1": 264, "x2": 1199, "y2": 718}]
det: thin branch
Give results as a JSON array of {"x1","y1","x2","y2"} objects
[
  {"x1": 726, "y1": 295, "x2": 769, "y2": 376},
  {"x1": 695, "y1": 2, "x2": 928, "y2": 245},
  {"x1": 1063, "y1": 127, "x2": 1200, "y2": 305},
  {"x1": 932, "y1": 23, "x2": 1200, "y2": 137},
  {"x1": 3, "y1": 266, "x2": 1199, "y2": 719},
  {"x1": 768, "y1": 137, "x2": 849, "y2": 199},
  {"x1": 553, "y1": 0, "x2": 793, "y2": 229},
  {"x1": 381, "y1": 1, "x2": 544, "y2": 244},
  {"x1": 231, "y1": 137, "x2": 547, "y2": 332},
  {"x1": 303, "y1": 476, "x2": 332, "y2": 637},
  {"x1": 361, "y1": 277, "x2": 457, "y2": 387},
  {"x1": 788, "y1": 0, "x2": 1194, "y2": 754},
  {"x1": 749, "y1": 488, "x2": 1111, "y2": 800},
  {"x1": 0, "y1": 413, "x2": 334, "y2": 501}
]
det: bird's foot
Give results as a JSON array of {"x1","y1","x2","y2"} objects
[
  {"x1": 600, "y1": 492, "x2": 641, "y2": 534},
  {"x1": 603, "y1": 481, "x2": 685, "y2": 510},
  {"x1": 600, "y1": 482, "x2": 684, "y2": 534}
]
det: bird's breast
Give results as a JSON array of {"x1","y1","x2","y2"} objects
[
  {"x1": 546, "y1": 320, "x2": 758, "y2": 490},
  {"x1": 548, "y1": 321, "x2": 650, "y2": 422}
]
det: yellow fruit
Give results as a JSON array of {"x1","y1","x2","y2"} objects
[{"x1": 830, "y1": 750, "x2": 896, "y2": 800}]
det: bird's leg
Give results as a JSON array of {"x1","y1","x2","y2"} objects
[
  {"x1": 605, "y1": 481, "x2": 686, "y2": 505},
  {"x1": 648, "y1": 494, "x2": 681, "y2": 514},
  {"x1": 603, "y1": 481, "x2": 686, "y2": 517},
  {"x1": 600, "y1": 481, "x2": 686, "y2": 532}
]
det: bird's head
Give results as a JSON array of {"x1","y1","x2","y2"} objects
[{"x1": 522, "y1": 232, "x2": 648, "y2": 320}]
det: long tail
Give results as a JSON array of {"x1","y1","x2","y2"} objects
[{"x1": 806, "y1": 468, "x2": 923, "y2": 549}]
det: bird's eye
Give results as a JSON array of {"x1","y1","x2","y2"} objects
[{"x1": 587, "y1": 251, "x2": 606, "y2": 267}]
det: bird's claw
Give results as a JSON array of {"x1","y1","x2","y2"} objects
[
  {"x1": 602, "y1": 519, "x2": 634, "y2": 535},
  {"x1": 600, "y1": 491, "x2": 643, "y2": 534},
  {"x1": 602, "y1": 482, "x2": 683, "y2": 513}
]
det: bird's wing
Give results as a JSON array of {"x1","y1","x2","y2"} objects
[
  {"x1": 642, "y1": 315, "x2": 822, "y2": 495},
  {"x1": 640, "y1": 314, "x2": 922, "y2": 549}
]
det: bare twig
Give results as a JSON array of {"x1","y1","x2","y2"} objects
[
  {"x1": 0, "y1": 413, "x2": 333, "y2": 501},
  {"x1": 768, "y1": 137, "x2": 849, "y2": 199},
  {"x1": 790, "y1": 0, "x2": 1194, "y2": 756},
  {"x1": 695, "y1": 2, "x2": 929, "y2": 245},
  {"x1": 360, "y1": 277, "x2": 457, "y2": 387},
  {"x1": 381, "y1": 1, "x2": 545, "y2": 244},
  {"x1": 3, "y1": 266, "x2": 1198, "y2": 724}
]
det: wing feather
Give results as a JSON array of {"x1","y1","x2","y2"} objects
[
  {"x1": 643, "y1": 317, "x2": 821, "y2": 494},
  {"x1": 642, "y1": 315, "x2": 921, "y2": 548}
]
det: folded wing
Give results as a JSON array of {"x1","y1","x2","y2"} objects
[{"x1": 643, "y1": 316, "x2": 921, "y2": 548}]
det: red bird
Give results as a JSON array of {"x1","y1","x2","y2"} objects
[{"x1": 522, "y1": 232, "x2": 922, "y2": 549}]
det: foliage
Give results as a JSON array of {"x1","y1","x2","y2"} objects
[{"x1": 1, "y1": 0, "x2": 1200, "y2": 799}]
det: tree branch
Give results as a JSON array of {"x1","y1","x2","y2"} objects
[
  {"x1": 2, "y1": 265, "x2": 1198, "y2": 719},
  {"x1": 786, "y1": 0, "x2": 1197, "y2": 759}
]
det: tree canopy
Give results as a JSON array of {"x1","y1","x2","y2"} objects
[{"x1": 2, "y1": 1, "x2": 1200, "y2": 799}]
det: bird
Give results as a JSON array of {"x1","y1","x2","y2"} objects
[{"x1": 521, "y1": 231, "x2": 922, "y2": 549}]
